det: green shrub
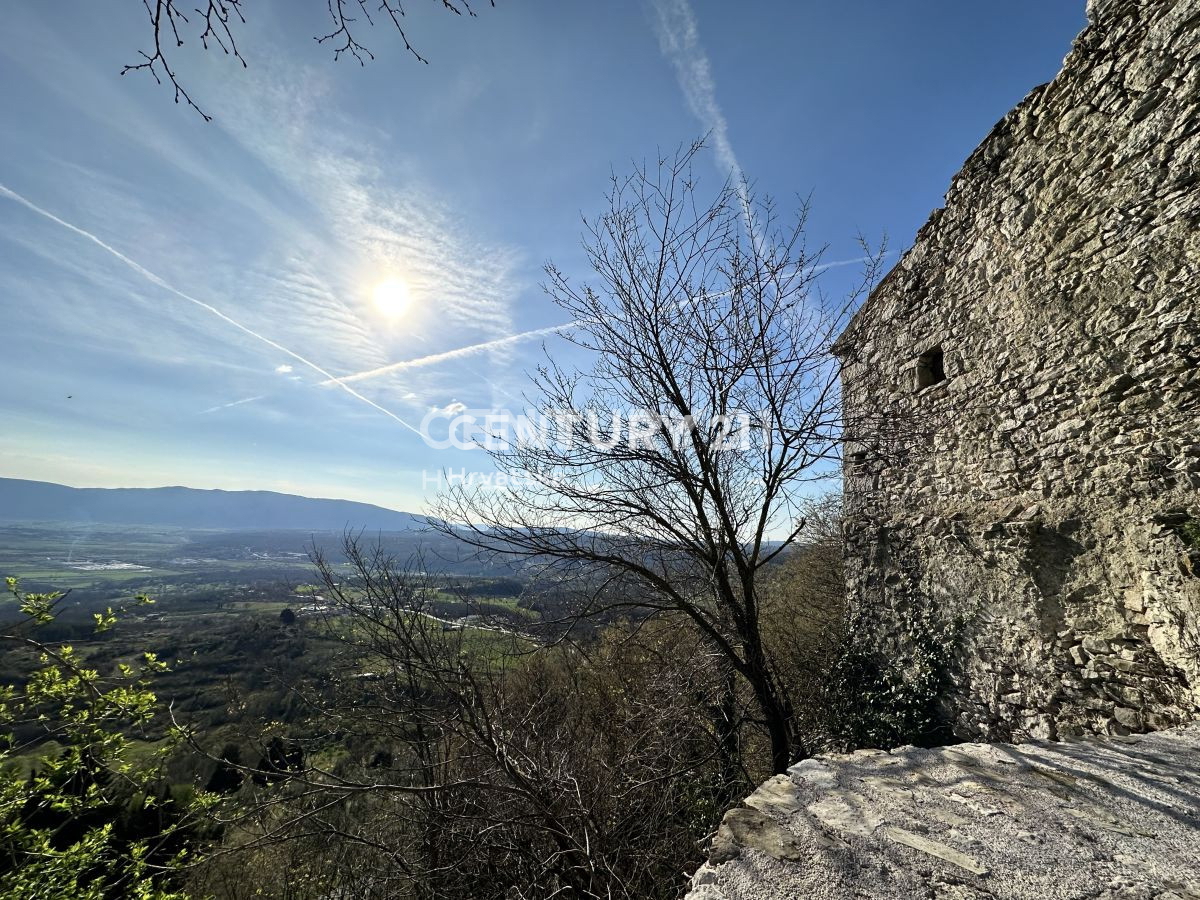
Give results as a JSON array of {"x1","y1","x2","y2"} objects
[
  {"x1": 1178, "y1": 518, "x2": 1200, "y2": 551},
  {"x1": 0, "y1": 578, "x2": 209, "y2": 899},
  {"x1": 822, "y1": 604, "x2": 962, "y2": 751}
]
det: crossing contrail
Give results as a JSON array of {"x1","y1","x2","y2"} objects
[
  {"x1": 0, "y1": 182, "x2": 423, "y2": 436},
  {"x1": 319, "y1": 323, "x2": 572, "y2": 386},
  {"x1": 323, "y1": 251, "x2": 891, "y2": 388},
  {"x1": 199, "y1": 395, "x2": 266, "y2": 415}
]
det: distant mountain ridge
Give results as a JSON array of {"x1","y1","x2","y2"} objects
[{"x1": 0, "y1": 477, "x2": 427, "y2": 532}]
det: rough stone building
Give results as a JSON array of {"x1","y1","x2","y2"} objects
[{"x1": 835, "y1": 0, "x2": 1200, "y2": 742}]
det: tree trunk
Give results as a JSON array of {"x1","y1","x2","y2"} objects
[{"x1": 743, "y1": 652, "x2": 797, "y2": 774}]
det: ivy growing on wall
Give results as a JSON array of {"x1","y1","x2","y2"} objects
[
  {"x1": 821, "y1": 603, "x2": 965, "y2": 751},
  {"x1": 1178, "y1": 518, "x2": 1200, "y2": 551}
]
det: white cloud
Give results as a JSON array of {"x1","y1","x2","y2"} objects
[
  {"x1": 274, "y1": 364, "x2": 294, "y2": 374},
  {"x1": 431, "y1": 400, "x2": 468, "y2": 417}
]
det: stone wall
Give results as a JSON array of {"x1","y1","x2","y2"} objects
[{"x1": 835, "y1": 0, "x2": 1200, "y2": 741}]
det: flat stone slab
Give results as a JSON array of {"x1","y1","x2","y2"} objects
[{"x1": 687, "y1": 723, "x2": 1200, "y2": 900}]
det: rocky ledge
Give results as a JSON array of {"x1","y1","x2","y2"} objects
[{"x1": 688, "y1": 724, "x2": 1200, "y2": 900}]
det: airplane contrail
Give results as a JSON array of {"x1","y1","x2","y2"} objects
[
  {"x1": 192, "y1": 245, "x2": 892, "y2": 417},
  {"x1": 650, "y1": 0, "x2": 744, "y2": 194},
  {"x1": 0, "y1": 183, "x2": 423, "y2": 436},
  {"x1": 322, "y1": 251, "x2": 891, "y2": 388},
  {"x1": 199, "y1": 395, "x2": 266, "y2": 415},
  {"x1": 811, "y1": 253, "x2": 889, "y2": 273},
  {"x1": 320, "y1": 323, "x2": 573, "y2": 386}
]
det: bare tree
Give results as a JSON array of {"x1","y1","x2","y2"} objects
[
  {"x1": 184, "y1": 539, "x2": 739, "y2": 899},
  {"x1": 122, "y1": 0, "x2": 495, "y2": 120},
  {"x1": 430, "y1": 140, "x2": 883, "y2": 774}
]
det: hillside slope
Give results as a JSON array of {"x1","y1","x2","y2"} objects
[{"x1": 0, "y1": 477, "x2": 426, "y2": 531}]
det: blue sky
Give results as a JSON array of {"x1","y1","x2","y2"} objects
[{"x1": 0, "y1": 1, "x2": 1085, "y2": 512}]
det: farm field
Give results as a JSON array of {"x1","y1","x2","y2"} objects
[{"x1": 1, "y1": 522, "x2": 537, "y2": 780}]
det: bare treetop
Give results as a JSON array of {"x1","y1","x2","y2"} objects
[{"x1": 432, "y1": 139, "x2": 885, "y2": 773}]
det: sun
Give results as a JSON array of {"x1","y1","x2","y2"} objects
[{"x1": 372, "y1": 277, "x2": 412, "y2": 319}]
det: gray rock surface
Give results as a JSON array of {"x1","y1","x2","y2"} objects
[
  {"x1": 687, "y1": 724, "x2": 1200, "y2": 899},
  {"x1": 835, "y1": 0, "x2": 1200, "y2": 740}
]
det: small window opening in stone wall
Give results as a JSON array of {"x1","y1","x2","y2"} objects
[{"x1": 915, "y1": 346, "x2": 947, "y2": 390}]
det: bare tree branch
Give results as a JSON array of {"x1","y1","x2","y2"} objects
[{"x1": 121, "y1": 0, "x2": 496, "y2": 120}]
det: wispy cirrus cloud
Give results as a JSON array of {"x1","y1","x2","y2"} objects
[
  {"x1": 2, "y1": 17, "x2": 532, "y2": 436},
  {"x1": 203, "y1": 52, "x2": 523, "y2": 360}
]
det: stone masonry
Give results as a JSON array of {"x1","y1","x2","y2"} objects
[{"x1": 834, "y1": 0, "x2": 1200, "y2": 741}]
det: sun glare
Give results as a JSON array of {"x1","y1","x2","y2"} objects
[{"x1": 372, "y1": 277, "x2": 412, "y2": 318}]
